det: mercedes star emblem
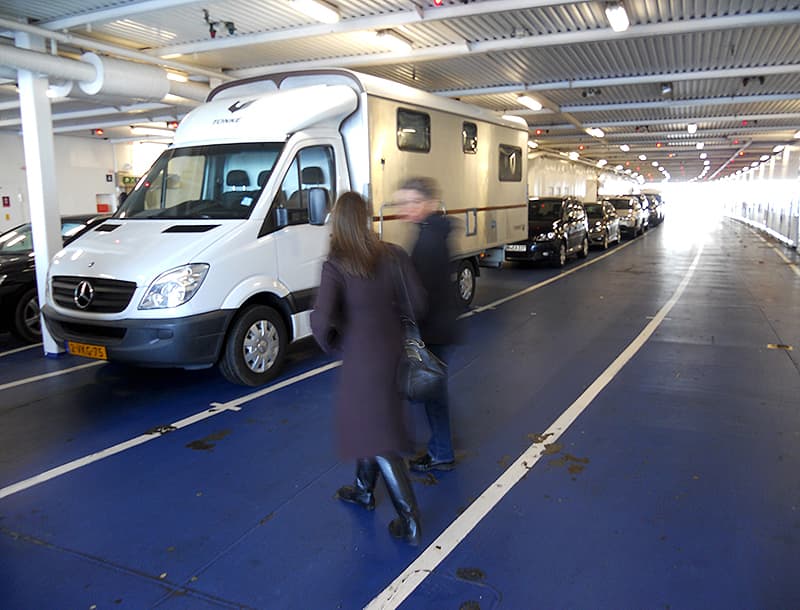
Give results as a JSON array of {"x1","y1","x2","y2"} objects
[{"x1": 73, "y1": 280, "x2": 95, "y2": 309}]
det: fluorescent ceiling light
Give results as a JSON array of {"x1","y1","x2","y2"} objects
[
  {"x1": 596, "y1": 159, "x2": 608, "y2": 167},
  {"x1": 585, "y1": 127, "x2": 605, "y2": 138},
  {"x1": 288, "y1": 0, "x2": 340, "y2": 24},
  {"x1": 604, "y1": 1, "x2": 630, "y2": 32},
  {"x1": 704, "y1": 160, "x2": 711, "y2": 165},
  {"x1": 696, "y1": 142, "x2": 705, "y2": 149},
  {"x1": 527, "y1": 140, "x2": 539, "y2": 149},
  {"x1": 794, "y1": 130, "x2": 800, "y2": 138},
  {"x1": 750, "y1": 161, "x2": 759, "y2": 167},
  {"x1": 131, "y1": 125, "x2": 176, "y2": 137},
  {"x1": 568, "y1": 151, "x2": 580, "y2": 161},
  {"x1": 619, "y1": 144, "x2": 630, "y2": 152},
  {"x1": 517, "y1": 95, "x2": 543, "y2": 111},
  {"x1": 502, "y1": 114, "x2": 529, "y2": 127},
  {"x1": 651, "y1": 161, "x2": 658, "y2": 167},
  {"x1": 687, "y1": 123, "x2": 697, "y2": 134},
  {"x1": 699, "y1": 152, "x2": 707, "y2": 159},
  {"x1": 376, "y1": 29, "x2": 412, "y2": 53},
  {"x1": 638, "y1": 154, "x2": 647, "y2": 161},
  {"x1": 615, "y1": 164, "x2": 624, "y2": 171},
  {"x1": 773, "y1": 145, "x2": 785, "y2": 153},
  {"x1": 760, "y1": 154, "x2": 770, "y2": 161},
  {"x1": 624, "y1": 169, "x2": 631, "y2": 174}
]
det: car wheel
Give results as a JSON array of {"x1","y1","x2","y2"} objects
[
  {"x1": 455, "y1": 259, "x2": 476, "y2": 308},
  {"x1": 12, "y1": 287, "x2": 42, "y2": 343},
  {"x1": 553, "y1": 241, "x2": 567, "y2": 268},
  {"x1": 578, "y1": 236, "x2": 589, "y2": 258},
  {"x1": 219, "y1": 305, "x2": 287, "y2": 386}
]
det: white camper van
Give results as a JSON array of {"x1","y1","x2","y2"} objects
[{"x1": 42, "y1": 69, "x2": 528, "y2": 385}]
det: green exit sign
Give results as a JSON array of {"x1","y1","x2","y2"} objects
[{"x1": 121, "y1": 175, "x2": 138, "y2": 185}]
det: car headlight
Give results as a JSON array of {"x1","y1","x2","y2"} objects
[
  {"x1": 535, "y1": 231, "x2": 556, "y2": 242},
  {"x1": 0, "y1": 274, "x2": 6, "y2": 286},
  {"x1": 139, "y1": 264, "x2": 209, "y2": 310}
]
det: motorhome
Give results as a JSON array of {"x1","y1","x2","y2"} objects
[{"x1": 42, "y1": 69, "x2": 529, "y2": 385}]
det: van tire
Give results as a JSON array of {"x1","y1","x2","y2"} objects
[
  {"x1": 455, "y1": 259, "x2": 476, "y2": 308},
  {"x1": 12, "y1": 288, "x2": 41, "y2": 343},
  {"x1": 219, "y1": 305, "x2": 287, "y2": 386}
]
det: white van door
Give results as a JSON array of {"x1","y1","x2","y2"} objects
[{"x1": 266, "y1": 141, "x2": 340, "y2": 310}]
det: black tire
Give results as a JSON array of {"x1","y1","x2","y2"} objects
[
  {"x1": 455, "y1": 259, "x2": 476, "y2": 308},
  {"x1": 553, "y1": 241, "x2": 567, "y2": 268},
  {"x1": 12, "y1": 288, "x2": 41, "y2": 343},
  {"x1": 578, "y1": 236, "x2": 589, "y2": 258},
  {"x1": 219, "y1": 305, "x2": 287, "y2": 386}
]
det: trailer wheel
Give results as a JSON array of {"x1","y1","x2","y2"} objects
[
  {"x1": 219, "y1": 305, "x2": 287, "y2": 386},
  {"x1": 12, "y1": 288, "x2": 41, "y2": 343},
  {"x1": 455, "y1": 259, "x2": 476, "y2": 308}
]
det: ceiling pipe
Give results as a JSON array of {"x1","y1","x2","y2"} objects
[
  {"x1": 38, "y1": 0, "x2": 203, "y2": 31},
  {"x1": 2, "y1": 46, "x2": 210, "y2": 103},
  {"x1": 0, "y1": 16, "x2": 231, "y2": 83}
]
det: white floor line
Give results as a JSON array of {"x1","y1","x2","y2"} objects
[
  {"x1": 0, "y1": 361, "x2": 342, "y2": 501},
  {"x1": 740, "y1": 221, "x2": 800, "y2": 278},
  {"x1": 365, "y1": 244, "x2": 705, "y2": 610},
  {"x1": 461, "y1": 239, "x2": 635, "y2": 319},
  {"x1": 0, "y1": 342, "x2": 42, "y2": 358},
  {"x1": 0, "y1": 361, "x2": 105, "y2": 393}
]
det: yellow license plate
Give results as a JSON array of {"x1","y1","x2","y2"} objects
[{"x1": 67, "y1": 341, "x2": 107, "y2": 360}]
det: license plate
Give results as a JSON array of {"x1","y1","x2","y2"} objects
[
  {"x1": 67, "y1": 341, "x2": 107, "y2": 360},
  {"x1": 506, "y1": 244, "x2": 527, "y2": 252}
]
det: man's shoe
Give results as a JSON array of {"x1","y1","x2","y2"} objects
[
  {"x1": 335, "y1": 485, "x2": 375, "y2": 510},
  {"x1": 409, "y1": 454, "x2": 455, "y2": 473}
]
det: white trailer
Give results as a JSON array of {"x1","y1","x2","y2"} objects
[{"x1": 42, "y1": 69, "x2": 528, "y2": 385}]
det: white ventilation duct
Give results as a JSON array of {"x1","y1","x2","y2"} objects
[{"x1": 79, "y1": 52, "x2": 170, "y2": 101}]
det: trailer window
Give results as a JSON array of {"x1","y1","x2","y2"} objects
[
  {"x1": 397, "y1": 109, "x2": 430, "y2": 152},
  {"x1": 462, "y1": 122, "x2": 477, "y2": 154},
  {"x1": 499, "y1": 144, "x2": 523, "y2": 181}
]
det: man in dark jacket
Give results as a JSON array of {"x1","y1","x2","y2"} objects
[{"x1": 395, "y1": 177, "x2": 459, "y2": 472}]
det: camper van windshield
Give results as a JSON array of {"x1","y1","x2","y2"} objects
[{"x1": 115, "y1": 142, "x2": 284, "y2": 220}]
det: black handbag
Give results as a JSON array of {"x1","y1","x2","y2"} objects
[{"x1": 394, "y1": 261, "x2": 447, "y2": 402}]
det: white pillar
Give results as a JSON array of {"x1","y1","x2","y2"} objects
[{"x1": 15, "y1": 32, "x2": 63, "y2": 355}]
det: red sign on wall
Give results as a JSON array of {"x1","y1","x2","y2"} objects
[{"x1": 1, "y1": 196, "x2": 10, "y2": 207}]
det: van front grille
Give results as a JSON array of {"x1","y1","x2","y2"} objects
[{"x1": 52, "y1": 276, "x2": 137, "y2": 313}]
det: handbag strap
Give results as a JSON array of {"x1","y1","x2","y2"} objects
[{"x1": 392, "y1": 251, "x2": 417, "y2": 324}]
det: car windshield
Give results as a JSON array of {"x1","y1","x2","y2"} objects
[
  {"x1": 584, "y1": 203, "x2": 604, "y2": 217},
  {"x1": 608, "y1": 198, "x2": 634, "y2": 210},
  {"x1": 529, "y1": 199, "x2": 563, "y2": 220},
  {"x1": 0, "y1": 220, "x2": 91, "y2": 254},
  {"x1": 115, "y1": 142, "x2": 284, "y2": 220}
]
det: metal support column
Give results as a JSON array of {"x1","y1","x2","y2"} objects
[{"x1": 15, "y1": 32, "x2": 63, "y2": 355}]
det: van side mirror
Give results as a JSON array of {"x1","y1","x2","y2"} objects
[{"x1": 308, "y1": 187, "x2": 330, "y2": 226}]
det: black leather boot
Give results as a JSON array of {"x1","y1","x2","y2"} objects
[
  {"x1": 335, "y1": 458, "x2": 378, "y2": 510},
  {"x1": 376, "y1": 455, "x2": 421, "y2": 546}
]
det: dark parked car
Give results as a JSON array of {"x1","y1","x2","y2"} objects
[
  {"x1": 584, "y1": 200, "x2": 621, "y2": 249},
  {"x1": 505, "y1": 196, "x2": 589, "y2": 267},
  {"x1": 605, "y1": 196, "x2": 646, "y2": 237},
  {"x1": 0, "y1": 214, "x2": 109, "y2": 342}
]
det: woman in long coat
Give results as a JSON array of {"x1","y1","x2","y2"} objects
[{"x1": 311, "y1": 191, "x2": 425, "y2": 546}]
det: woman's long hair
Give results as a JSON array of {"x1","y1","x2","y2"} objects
[{"x1": 329, "y1": 191, "x2": 384, "y2": 278}]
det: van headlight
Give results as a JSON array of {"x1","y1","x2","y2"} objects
[{"x1": 139, "y1": 264, "x2": 209, "y2": 310}]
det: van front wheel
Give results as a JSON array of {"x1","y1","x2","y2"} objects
[
  {"x1": 220, "y1": 305, "x2": 287, "y2": 386},
  {"x1": 455, "y1": 259, "x2": 476, "y2": 308}
]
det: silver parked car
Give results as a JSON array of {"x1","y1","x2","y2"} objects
[{"x1": 605, "y1": 196, "x2": 646, "y2": 238}]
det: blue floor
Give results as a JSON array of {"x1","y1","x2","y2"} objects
[{"x1": 1, "y1": 211, "x2": 799, "y2": 609}]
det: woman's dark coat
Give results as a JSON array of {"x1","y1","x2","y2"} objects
[{"x1": 311, "y1": 245, "x2": 424, "y2": 459}]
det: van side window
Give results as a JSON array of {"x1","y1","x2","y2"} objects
[
  {"x1": 462, "y1": 122, "x2": 478, "y2": 154},
  {"x1": 397, "y1": 108, "x2": 431, "y2": 152},
  {"x1": 499, "y1": 144, "x2": 523, "y2": 181},
  {"x1": 264, "y1": 145, "x2": 335, "y2": 233}
]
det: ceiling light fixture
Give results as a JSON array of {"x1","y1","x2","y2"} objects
[
  {"x1": 773, "y1": 145, "x2": 785, "y2": 153},
  {"x1": 660, "y1": 83, "x2": 673, "y2": 96},
  {"x1": 699, "y1": 152, "x2": 707, "y2": 159},
  {"x1": 375, "y1": 29, "x2": 412, "y2": 53},
  {"x1": 794, "y1": 130, "x2": 800, "y2": 139},
  {"x1": 528, "y1": 140, "x2": 539, "y2": 149},
  {"x1": 604, "y1": 1, "x2": 630, "y2": 32},
  {"x1": 568, "y1": 151, "x2": 580, "y2": 161},
  {"x1": 517, "y1": 95, "x2": 543, "y2": 111},
  {"x1": 651, "y1": 161, "x2": 658, "y2": 167},
  {"x1": 288, "y1": 0, "x2": 340, "y2": 24},
  {"x1": 131, "y1": 125, "x2": 177, "y2": 137},
  {"x1": 596, "y1": 159, "x2": 608, "y2": 167},
  {"x1": 585, "y1": 127, "x2": 605, "y2": 138},
  {"x1": 760, "y1": 154, "x2": 770, "y2": 161},
  {"x1": 619, "y1": 144, "x2": 630, "y2": 152},
  {"x1": 687, "y1": 123, "x2": 698, "y2": 134},
  {"x1": 696, "y1": 142, "x2": 705, "y2": 150},
  {"x1": 638, "y1": 154, "x2": 647, "y2": 161}
]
